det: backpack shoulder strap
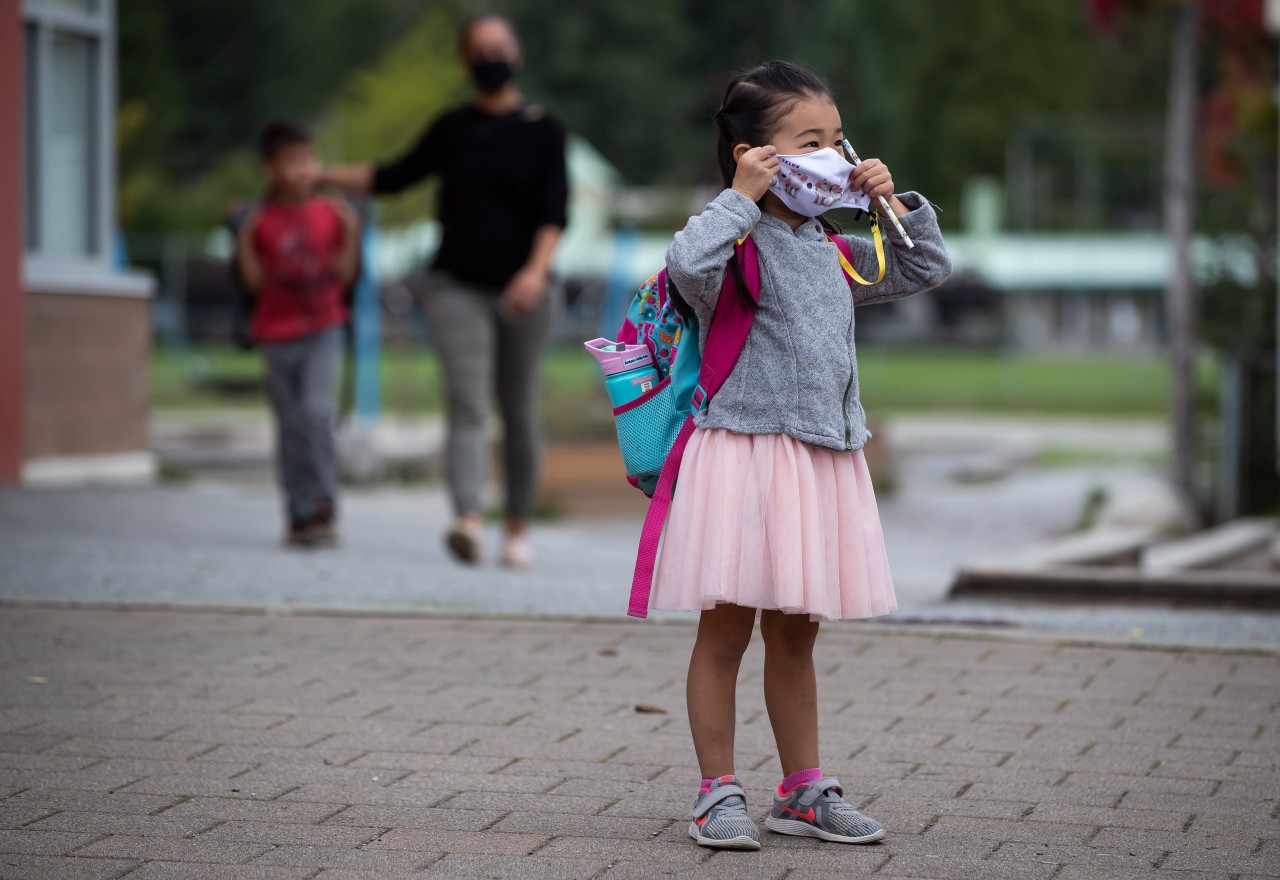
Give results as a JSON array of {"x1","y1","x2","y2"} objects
[
  {"x1": 628, "y1": 414, "x2": 695, "y2": 618},
  {"x1": 692, "y1": 237, "x2": 760, "y2": 410},
  {"x1": 628, "y1": 239, "x2": 761, "y2": 619}
]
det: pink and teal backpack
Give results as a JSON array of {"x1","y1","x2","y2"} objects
[{"x1": 609, "y1": 231, "x2": 866, "y2": 618}]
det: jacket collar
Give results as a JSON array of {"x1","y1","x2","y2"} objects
[{"x1": 756, "y1": 211, "x2": 829, "y2": 241}]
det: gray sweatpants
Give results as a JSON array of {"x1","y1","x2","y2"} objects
[
  {"x1": 262, "y1": 324, "x2": 343, "y2": 524},
  {"x1": 421, "y1": 272, "x2": 556, "y2": 521}
]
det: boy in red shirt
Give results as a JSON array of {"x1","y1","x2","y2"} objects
[{"x1": 238, "y1": 121, "x2": 358, "y2": 546}]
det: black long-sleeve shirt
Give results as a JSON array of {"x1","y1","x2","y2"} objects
[{"x1": 373, "y1": 103, "x2": 569, "y2": 289}]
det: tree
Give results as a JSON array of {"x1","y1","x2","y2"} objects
[{"x1": 1091, "y1": 0, "x2": 1278, "y2": 520}]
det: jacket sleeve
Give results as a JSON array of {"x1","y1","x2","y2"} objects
[
  {"x1": 840, "y1": 192, "x2": 952, "y2": 307},
  {"x1": 665, "y1": 188, "x2": 761, "y2": 312}
]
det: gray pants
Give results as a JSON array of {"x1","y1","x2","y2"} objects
[
  {"x1": 421, "y1": 273, "x2": 556, "y2": 521},
  {"x1": 262, "y1": 325, "x2": 343, "y2": 524}
]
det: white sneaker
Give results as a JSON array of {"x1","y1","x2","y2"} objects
[
  {"x1": 445, "y1": 518, "x2": 483, "y2": 565},
  {"x1": 500, "y1": 534, "x2": 535, "y2": 569}
]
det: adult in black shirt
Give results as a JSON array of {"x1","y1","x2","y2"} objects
[{"x1": 322, "y1": 14, "x2": 568, "y2": 568}]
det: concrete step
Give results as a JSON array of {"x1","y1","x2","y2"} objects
[
  {"x1": 1143, "y1": 517, "x2": 1276, "y2": 573},
  {"x1": 961, "y1": 526, "x2": 1158, "y2": 572},
  {"x1": 952, "y1": 519, "x2": 1280, "y2": 606}
]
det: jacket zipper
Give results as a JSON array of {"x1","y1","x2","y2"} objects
[{"x1": 843, "y1": 299, "x2": 855, "y2": 449}]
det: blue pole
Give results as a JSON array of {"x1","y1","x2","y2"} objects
[
  {"x1": 353, "y1": 209, "x2": 381, "y2": 425},
  {"x1": 601, "y1": 225, "x2": 638, "y2": 338}
]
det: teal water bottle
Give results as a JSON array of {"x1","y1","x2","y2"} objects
[{"x1": 584, "y1": 338, "x2": 660, "y2": 407}]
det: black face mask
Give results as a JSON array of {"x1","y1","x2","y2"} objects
[{"x1": 470, "y1": 59, "x2": 515, "y2": 93}]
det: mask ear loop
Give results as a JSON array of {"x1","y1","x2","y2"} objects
[{"x1": 834, "y1": 213, "x2": 885, "y2": 286}]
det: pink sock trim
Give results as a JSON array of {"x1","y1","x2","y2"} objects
[
  {"x1": 699, "y1": 777, "x2": 713, "y2": 791},
  {"x1": 780, "y1": 767, "x2": 823, "y2": 795}
]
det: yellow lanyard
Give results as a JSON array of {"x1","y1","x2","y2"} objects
[
  {"x1": 740, "y1": 211, "x2": 886, "y2": 287},
  {"x1": 835, "y1": 212, "x2": 885, "y2": 286}
]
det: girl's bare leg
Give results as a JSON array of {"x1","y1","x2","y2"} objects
[
  {"x1": 686, "y1": 603, "x2": 757, "y2": 778},
  {"x1": 760, "y1": 609, "x2": 821, "y2": 776}
]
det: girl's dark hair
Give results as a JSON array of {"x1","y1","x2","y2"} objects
[
  {"x1": 672, "y1": 61, "x2": 838, "y2": 320},
  {"x1": 714, "y1": 61, "x2": 834, "y2": 192}
]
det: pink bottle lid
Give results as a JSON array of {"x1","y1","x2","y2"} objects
[{"x1": 584, "y1": 338, "x2": 654, "y2": 377}]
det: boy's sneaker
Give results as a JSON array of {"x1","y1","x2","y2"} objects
[
  {"x1": 689, "y1": 776, "x2": 761, "y2": 850},
  {"x1": 765, "y1": 777, "x2": 885, "y2": 844},
  {"x1": 308, "y1": 519, "x2": 338, "y2": 547},
  {"x1": 308, "y1": 503, "x2": 338, "y2": 547},
  {"x1": 285, "y1": 520, "x2": 314, "y2": 548},
  {"x1": 305, "y1": 506, "x2": 335, "y2": 547}
]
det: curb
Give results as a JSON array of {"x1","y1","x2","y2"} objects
[{"x1": 3, "y1": 596, "x2": 1277, "y2": 656}]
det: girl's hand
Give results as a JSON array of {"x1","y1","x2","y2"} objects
[
  {"x1": 732, "y1": 145, "x2": 779, "y2": 202},
  {"x1": 848, "y1": 157, "x2": 894, "y2": 202}
]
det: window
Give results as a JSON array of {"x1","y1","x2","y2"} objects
[
  {"x1": 43, "y1": 0, "x2": 101, "y2": 12},
  {"x1": 23, "y1": 0, "x2": 112, "y2": 267},
  {"x1": 23, "y1": 24, "x2": 39, "y2": 253}
]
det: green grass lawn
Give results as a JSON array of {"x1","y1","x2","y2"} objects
[
  {"x1": 152, "y1": 345, "x2": 1213, "y2": 436},
  {"x1": 854, "y1": 349, "x2": 1215, "y2": 417}
]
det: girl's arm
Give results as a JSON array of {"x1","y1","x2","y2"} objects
[
  {"x1": 842, "y1": 158, "x2": 952, "y2": 305},
  {"x1": 665, "y1": 189, "x2": 760, "y2": 311},
  {"x1": 666, "y1": 145, "x2": 775, "y2": 311},
  {"x1": 841, "y1": 193, "x2": 952, "y2": 306}
]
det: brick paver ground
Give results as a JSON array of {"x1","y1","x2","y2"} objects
[{"x1": 0, "y1": 607, "x2": 1276, "y2": 879}]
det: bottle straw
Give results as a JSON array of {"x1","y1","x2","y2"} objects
[{"x1": 843, "y1": 139, "x2": 914, "y2": 249}]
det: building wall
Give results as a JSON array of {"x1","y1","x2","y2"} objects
[
  {"x1": 13, "y1": 0, "x2": 156, "y2": 485},
  {"x1": 0, "y1": 0, "x2": 24, "y2": 482},
  {"x1": 23, "y1": 290, "x2": 150, "y2": 461}
]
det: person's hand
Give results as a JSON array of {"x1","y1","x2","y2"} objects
[
  {"x1": 848, "y1": 157, "x2": 894, "y2": 202},
  {"x1": 500, "y1": 264, "x2": 548, "y2": 319},
  {"x1": 731, "y1": 145, "x2": 779, "y2": 202}
]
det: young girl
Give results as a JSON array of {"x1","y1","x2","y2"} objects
[{"x1": 652, "y1": 61, "x2": 952, "y2": 850}]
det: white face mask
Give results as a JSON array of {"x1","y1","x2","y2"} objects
[{"x1": 769, "y1": 147, "x2": 872, "y2": 217}]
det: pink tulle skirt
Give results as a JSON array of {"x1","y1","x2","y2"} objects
[{"x1": 650, "y1": 428, "x2": 897, "y2": 621}]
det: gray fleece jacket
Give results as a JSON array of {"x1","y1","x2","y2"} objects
[{"x1": 665, "y1": 188, "x2": 952, "y2": 451}]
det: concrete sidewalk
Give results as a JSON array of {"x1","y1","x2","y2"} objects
[
  {"x1": 7, "y1": 480, "x2": 1280, "y2": 649},
  {"x1": 1, "y1": 607, "x2": 1276, "y2": 879}
]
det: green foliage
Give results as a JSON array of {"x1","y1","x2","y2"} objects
[
  {"x1": 117, "y1": 0, "x2": 1182, "y2": 233},
  {"x1": 887, "y1": 2, "x2": 1099, "y2": 204},
  {"x1": 117, "y1": 0, "x2": 436, "y2": 232},
  {"x1": 318, "y1": 8, "x2": 468, "y2": 226},
  {"x1": 498, "y1": 0, "x2": 702, "y2": 183}
]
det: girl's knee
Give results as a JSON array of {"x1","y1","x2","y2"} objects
[
  {"x1": 761, "y1": 612, "x2": 819, "y2": 657},
  {"x1": 694, "y1": 607, "x2": 755, "y2": 661}
]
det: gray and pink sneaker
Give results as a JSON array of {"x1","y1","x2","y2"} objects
[
  {"x1": 765, "y1": 777, "x2": 885, "y2": 843},
  {"x1": 689, "y1": 776, "x2": 762, "y2": 850}
]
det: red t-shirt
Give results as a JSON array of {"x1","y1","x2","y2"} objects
[{"x1": 250, "y1": 197, "x2": 349, "y2": 344}]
